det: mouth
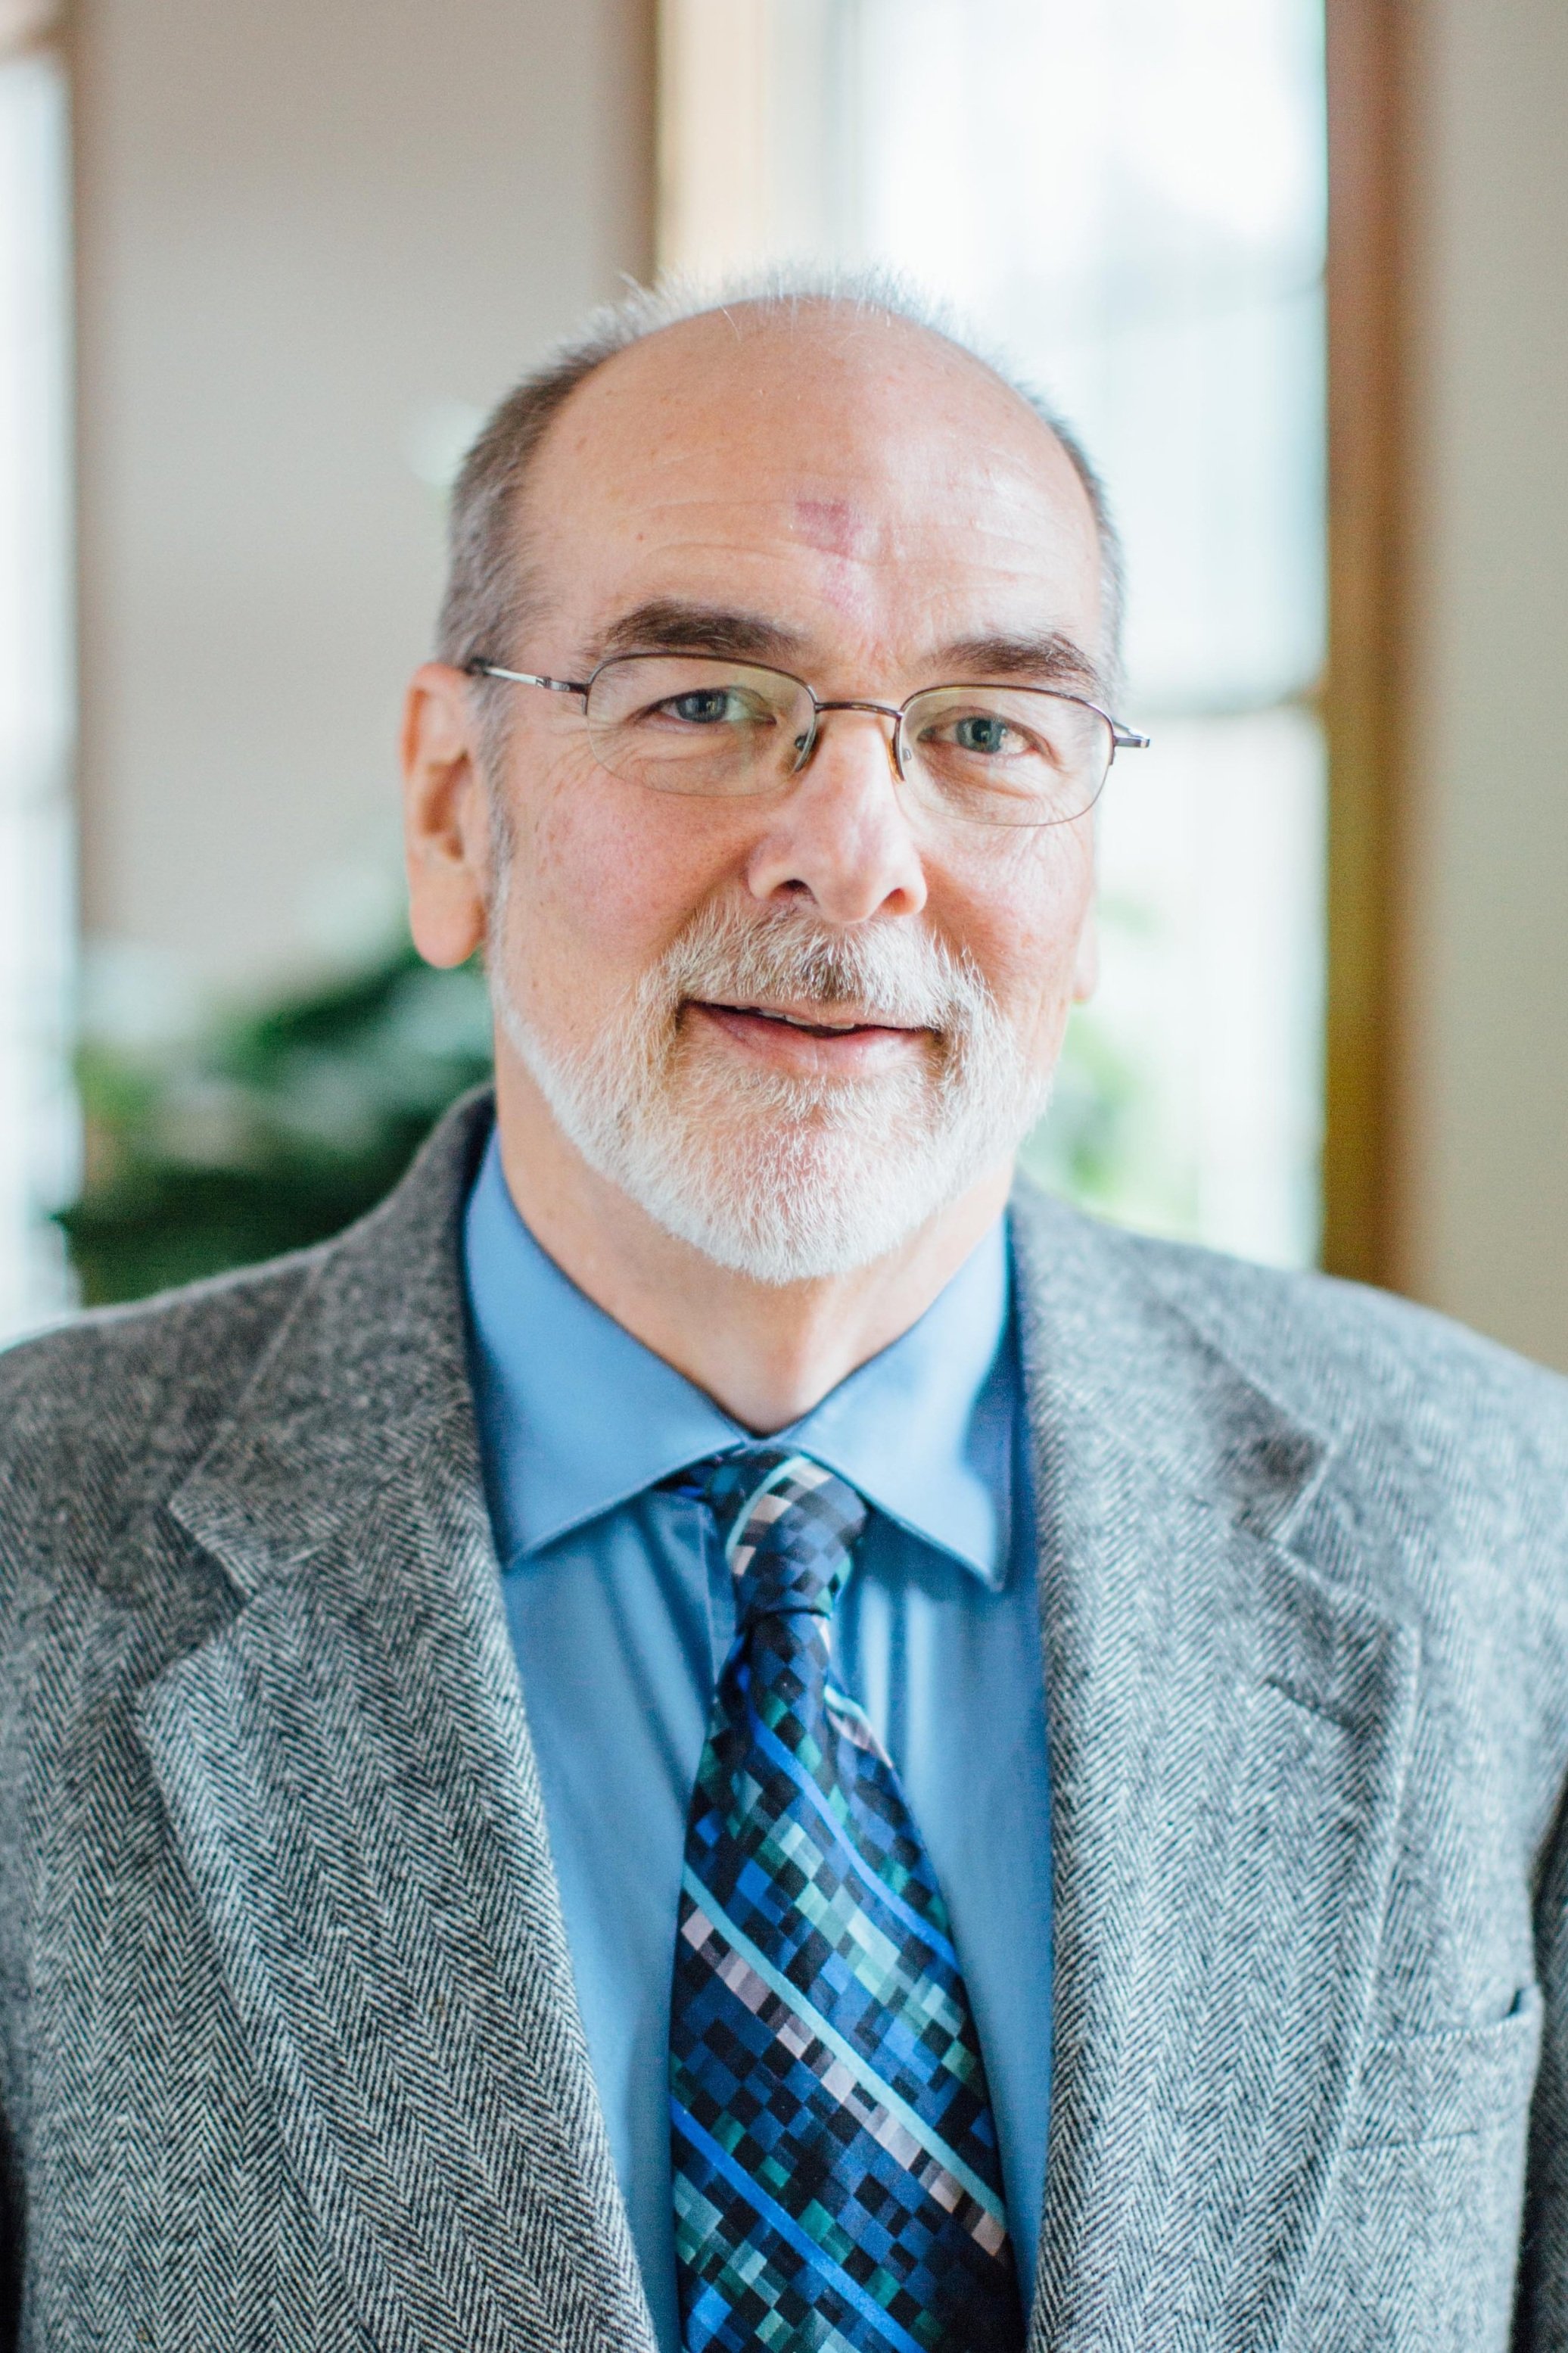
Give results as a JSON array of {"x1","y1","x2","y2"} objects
[
  {"x1": 687, "y1": 998, "x2": 932, "y2": 1066},
  {"x1": 708, "y1": 999, "x2": 903, "y2": 1035}
]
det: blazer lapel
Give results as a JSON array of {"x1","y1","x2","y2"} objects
[
  {"x1": 1012, "y1": 1190, "x2": 1420, "y2": 2352},
  {"x1": 137, "y1": 1100, "x2": 657, "y2": 2353}
]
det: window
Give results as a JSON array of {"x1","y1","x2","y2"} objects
[
  {"x1": 660, "y1": 0, "x2": 1327, "y2": 1265},
  {"x1": 0, "y1": 36, "x2": 74, "y2": 1342}
]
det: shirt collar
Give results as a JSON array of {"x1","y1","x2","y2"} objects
[{"x1": 462, "y1": 1128, "x2": 1016, "y2": 1590}]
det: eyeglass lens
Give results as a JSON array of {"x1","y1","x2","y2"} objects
[{"x1": 582, "y1": 654, "x2": 1113, "y2": 829}]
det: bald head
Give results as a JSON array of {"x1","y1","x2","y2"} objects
[{"x1": 437, "y1": 276, "x2": 1123, "y2": 700}]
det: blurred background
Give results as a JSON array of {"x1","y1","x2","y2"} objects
[{"x1": 1, "y1": 0, "x2": 1564, "y2": 1364}]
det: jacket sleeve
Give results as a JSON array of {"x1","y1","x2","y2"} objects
[{"x1": 1516, "y1": 1791, "x2": 1568, "y2": 2346}]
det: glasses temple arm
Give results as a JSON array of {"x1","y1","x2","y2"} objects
[{"x1": 464, "y1": 661, "x2": 587, "y2": 697}]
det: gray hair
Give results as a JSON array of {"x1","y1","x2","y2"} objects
[{"x1": 436, "y1": 268, "x2": 1125, "y2": 733}]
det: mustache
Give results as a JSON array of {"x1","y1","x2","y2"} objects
[{"x1": 642, "y1": 899, "x2": 995, "y2": 1037}]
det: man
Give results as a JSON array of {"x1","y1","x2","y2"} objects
[{"x1": 2, "y1": 279, "x2": 1567, "y2": 2353}]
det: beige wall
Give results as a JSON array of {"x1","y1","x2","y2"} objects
[
  {"x1": 72, "y1": 0, "x2": 654, "y2": 991},
  {"x1": 1396, "y1": 0, "x2": 1568, "y2": 1367}
]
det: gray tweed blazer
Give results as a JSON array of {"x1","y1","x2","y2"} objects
[{"x1": 4, "y1": 1091, "x2": 1568, "y2": 2351}]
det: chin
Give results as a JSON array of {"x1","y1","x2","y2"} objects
[
  {"x1": 598, "y1": 1075, "x2": 1022, "y2": 1286},
  {"x1": 495, "y1": 956, "x2": 1050, "y2": 1285},
  {"x1": 630, "y1": 1146, "x2": 949, "y2": 1284}
]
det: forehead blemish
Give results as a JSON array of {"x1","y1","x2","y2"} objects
[
  {"x1": 786, "y1": 496, "x2": 885, "y2": 627},
  {"x1": 791, "y1": 498, "x2": 872, "y2": 559}
]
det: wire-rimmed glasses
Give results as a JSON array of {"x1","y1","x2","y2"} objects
[{"x1": 465, "y1": 652, "x2": 1149, "y2": 829}]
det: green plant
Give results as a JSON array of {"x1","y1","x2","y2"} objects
[{"x1": 58, "y1": 940, "x2": 493, "y2": 1305}]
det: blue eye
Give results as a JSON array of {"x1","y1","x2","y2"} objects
[
  {"x1": 667, "y1": 689, "x2": 739, "y2": 725},
  {"x1": 952, "y1": 714, "x2": 1013, "y2": 755}
]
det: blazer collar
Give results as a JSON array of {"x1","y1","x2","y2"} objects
[
  {"x1": 163, "y1": 1088, "x2": 497, "y2": 1603},
  {"x1": 146, "y1": 1091, "x2": 658, "y2": 2353},
  {"x1": 1010, "y1": 1185, "x2": 1418, "y2": 2351},
  {"x1": 146, "y1": 1097, "x2": 1416, "y2": 2352}
]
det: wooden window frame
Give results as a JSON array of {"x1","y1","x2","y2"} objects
[{"x1": 1323, "y1": 0, "x2": 1407, "y2": 1284}]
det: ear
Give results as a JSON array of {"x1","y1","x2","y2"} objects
[{"x1": 401, "y1": 661, "x2": 494, "y2": 968}]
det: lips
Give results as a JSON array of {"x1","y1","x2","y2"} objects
[{"x1": 694, "y1": 1000, "x2": 919, "y2": 1039}]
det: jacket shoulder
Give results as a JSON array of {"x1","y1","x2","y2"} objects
[
  {"x1": 1134, "y1": 1220, "x2": 1567, "y2": 1456},
  {"x1": 1013, "y1": 1181, "x2": 1568, "y2": 1518},
  {"x1": 0, "y1": 1248, "x2": 322, "y2": 1573}
]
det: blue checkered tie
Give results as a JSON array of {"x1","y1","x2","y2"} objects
[{"x1": 669, "y1": 1446, "x2": 1025, "y2": 2353}]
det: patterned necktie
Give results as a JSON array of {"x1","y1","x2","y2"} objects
[{"x1": 669, "y1": 1446, "x2": 1025, "y2": 2353}]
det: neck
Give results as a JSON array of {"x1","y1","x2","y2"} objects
[{"x1": 490, "y1": 1057, "x2": 1014, "y2": 1433}]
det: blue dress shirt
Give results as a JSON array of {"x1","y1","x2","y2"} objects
[{"x1": 462, "y1": 1131, "x2": 1051, "y2": 2350}]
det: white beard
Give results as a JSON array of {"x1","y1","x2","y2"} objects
[{"x1": 489, "y1": 892, "x2": 1050, "y2": 1285}]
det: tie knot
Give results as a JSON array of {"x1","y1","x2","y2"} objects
[{"x1": 688, "y1": 1447, "x2": 868, "y2": 1627}]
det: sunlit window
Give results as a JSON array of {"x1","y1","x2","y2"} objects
[
  {"x1": 0, "y1": 38, "x2": 74, "y2": 1342},
  {"x1": 660, "y1": 0, "x2": 1327, "y2": 1265}
]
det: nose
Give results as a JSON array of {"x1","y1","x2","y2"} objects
[{"x1": 742, "y1": 705, "x2": 928, "y2": 924}]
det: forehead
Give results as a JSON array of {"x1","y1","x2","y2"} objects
[{"x1": 520, "y1": 307, "x2": 1103, "y2": 664}]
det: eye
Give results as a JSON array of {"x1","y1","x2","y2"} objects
[
  {"x1": 919, "y1": 707, "x2": 1041, "y2": 762},
  {"x1": 657, "y1": 687, "x2": 762, "y2": 727},
  {"x1": 950, "y1": 712, "x2": 1018, "y2": 757}
]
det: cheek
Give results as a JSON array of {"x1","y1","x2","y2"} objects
[
  {"x1": 948, "y1": 827, "x2": 1097, "y2": 1022},
  {"x1": 494, "y1": 753, "x2": 744, "y2": 1030}
]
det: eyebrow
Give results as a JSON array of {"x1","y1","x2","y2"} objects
[
  {"x1": 584, "y1": 604, "x2": 1106, "y2": 702},
  {"x1": 931, "y1": 631, "x2": 1106, "y2": 699},
  {"x1": 587, "y1": 601, "x2": 810, "y2": 668}
]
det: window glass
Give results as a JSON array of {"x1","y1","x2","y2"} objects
[{"x1": 0, "y1": 45, "x2": 75, "y2": 1343}]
